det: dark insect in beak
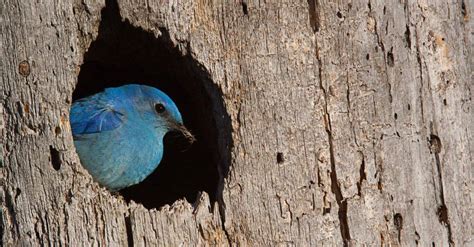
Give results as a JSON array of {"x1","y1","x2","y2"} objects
[{"x1": 175, "y1": 124, "x2": 196, "y2": 144}]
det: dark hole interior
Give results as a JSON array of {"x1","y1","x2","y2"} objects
[{"x1": 73, "y1": 0, "x2": 231, "y2": 209}]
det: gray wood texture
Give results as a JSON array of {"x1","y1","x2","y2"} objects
[{"x1": 1, "y1": 0, "x2": 472, "y2": 246}]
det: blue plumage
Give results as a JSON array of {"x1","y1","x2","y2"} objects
[
  {"x1": 70, "y1": 95, "x2": 124, "y2": 134},
  {"x1": 70, "y1": 84, "x2": 194, "y2": 191}
]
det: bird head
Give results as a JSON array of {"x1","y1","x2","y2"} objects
[{"x1": 119, "y1": 84, "x2": 195, "y2": 143}]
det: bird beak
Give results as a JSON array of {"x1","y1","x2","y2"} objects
[{"x1": 176, "y1": 123, "x2": 196, "y2": 144}]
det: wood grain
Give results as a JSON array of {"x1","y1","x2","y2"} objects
[{"x1": 1, "y1": 0, "x2": 472, "y2": 246}]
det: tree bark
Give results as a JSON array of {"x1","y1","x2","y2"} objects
[{"x1": 1, "y1": 0, "x2": 472, "y2": 246}]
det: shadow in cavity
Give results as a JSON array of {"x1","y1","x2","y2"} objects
[{"x1": 73, "y1": 0, "x2": 232, "y2": 209}]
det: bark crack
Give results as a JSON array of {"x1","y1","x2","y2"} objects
[
  {"x1": 3, "y1": 189, "x2": 19, "y2": 243},
  {"x1": 415, "y1": 18, "x2": 454, "y2": 244},
  {"x1": 432, "y1": 140, "x2": 454, "y2": 245},
  {"x1": 346, "y1": 72, "x2": 359, "y2": 147},
  {"x1": 430, "y1": 129, "x2": 454, "y2": 245},
  {"x1": 369, "y1": 1, "x2": 393, "y2": 103},
  {"x1": 315, "y1": 40, "x2": 351, "y2": 246},
  {"x1": 218, "y1": 201, "x2": 232, "y2": 246},
  {"x1": 414, "y1": 28, "x2": 425, "y2": 121},
  {"x1": 356, "y1": 153, "x2": 366, "y2": 197},
  {"x1": 124, "y1": 213, "x2": 134, "y2": 247}
]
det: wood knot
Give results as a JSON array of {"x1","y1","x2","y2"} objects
[{"x1": 18, "y1": 60, "x2": 30, "y2": 77}]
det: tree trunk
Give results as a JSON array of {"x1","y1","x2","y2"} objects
[{"x1": 1, "y1": 0, "x2": 472, "y2": 246}]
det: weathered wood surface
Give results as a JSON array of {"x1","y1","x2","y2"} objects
[{"x1": 1, "y1": 0, "x2": 472, "y2": 246}]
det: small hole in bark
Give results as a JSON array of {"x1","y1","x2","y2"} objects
[
  {"x1": 394, "y1": 213, "x2": 403, "y2": 229},
  {"x1": 429, "y1": 134, "x2": 442, "y2": 154},
  {"x1": 366, "y1": 54, "x2": 370, "y2": 60},
  {"x1": 241, "y1": 1, "x2": 248, "y2": 15},
  {"x1": 394, "y1": 213, "x2": 403, "y2": 243},
  {"x1": 323, "y1": 206, "x2": 331, "y2": 215},
  {"x1": 55, "y1": 126, "x2": 61, "y2": 135},
  {"x1": 394, "y1": 113, "x2": 398, "y2": 119},
  {"x1": 443, "y1": 99, "x2": 447, "y2": 105},
  {"x1": 50, "y1": 146, "x2": 61, "y2": 171},
  {"x1": 276, "y1": 152, "x2": 284, "y2": 163},
  {"x1": 437, "y1": 205, "x2": 449, "y2": 225},
  {"x1": 405, "y1": 25, "x2": 411, "y2": 48},
  {"x1": 461, "y1": 1, "x2": 467, "y2": 17},
  {"x1": 72, "y1": 0, "x2": 232, "y2": 209},
  {"x1": 15, "y1": 188, "x2": 21, "y2": 198},
  {"x1": 336, "y1": 11, "x2": 343, "y2": 18},
  {"x1": 387, "y1": 49, "x2": 394, "y2": 67},
  {"x1": 407, "y1": 104, "x2": 411, "y2": 110}
]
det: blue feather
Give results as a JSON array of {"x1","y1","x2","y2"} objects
[{"x1": 70, "y1": 95, "x2": 124, "y2": 136}]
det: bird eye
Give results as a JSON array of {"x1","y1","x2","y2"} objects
[{"x1": 155, "y1": 103, "x2": 165, "y2": 113}]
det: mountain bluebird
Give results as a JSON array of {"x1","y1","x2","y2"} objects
[{"x1": 70, "y1": 84, "x2": 194, "y2": 191}]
